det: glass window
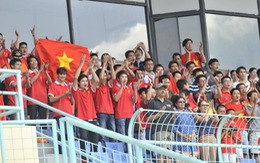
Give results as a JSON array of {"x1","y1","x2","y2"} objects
[
  {"x1": 151, "y1": 0, "x2": 199, "y2": 15},
  {"x1": 154, "y1": 15, "x2": 202, "y2": 69},
  {"x1": 205, "y1": 0, "x2": 258, "y2": 15},
  {"x1": 123, "y1": 0, "x2": 145, "y2": 3},
  {"x1": 206, "y1": 14, "x2": 260, "y2": 70},
  {"x1": 178, "y1": 15, "x2": 202, "y2": 54},
  {"x1": 0, "y1": 0, "x2": 69, "y2": 52},
  {"x1": 71, "y1": 0, "x2": 148, "y2": 61},
  {"x1": 155, "y1": 18, "x2": 180, "y2": 68}
]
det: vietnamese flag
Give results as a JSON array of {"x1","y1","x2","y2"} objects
[{"x1": 36, "y1": 39, "x2": 90, "y2": 82}]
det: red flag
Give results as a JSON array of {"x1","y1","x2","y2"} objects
[{"x1": 36, "y1": 39, "x2": 90, "y2": 82}]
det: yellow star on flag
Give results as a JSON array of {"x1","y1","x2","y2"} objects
[
  {"x1": 57, "y1": 52, "x2": 74, "y2": 70},
  {"x1": 193, "y1": 59, "x2": 199, "y2": 66}
]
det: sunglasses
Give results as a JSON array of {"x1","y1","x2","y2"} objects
[{"x1": 177, "y1": 100, "x2": 186, "y2": 103}]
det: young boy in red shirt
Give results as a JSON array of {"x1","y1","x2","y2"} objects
[
  {"x1": 48, "y1": 67, "x2": 74, "y2": 154},
  {"x1": 72, "y1": 55, "x2": 100, "y2": 160},
  {"x1": 94, "y1": 54, "x2": 116, "y2": 143},
  {"x1": 112, "y1": 70, "x2": 138, "y2": 135},
  {"x1": 27, "y1": 55, "x2": 52, "y2": 120},
  {"x1": 5, "y1": 59, "x2": 29, "y2": 120},
  {"x1": 221, "y1": 108, "x2": 242, "y2": 162}
]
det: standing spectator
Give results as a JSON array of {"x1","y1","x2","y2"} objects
[
  {"x1": 248, "y1": 67, "x2": 258, "y2": 82},
  {"x1": 217, "y1": 76, "x2": 232, "y2": 105},
  {"x1": 0, "y1": 33, "x2": 11, "y2": 69},
  {"x1": 147, "y1": 83, "x2": 174, "y2": 163},
  {"x1": 247, "y1": 90, "x2": 260, "y2": 162},
  {"x1": 195, "y1": 100, "x2": 218, "y2": 162},
  {"x1": 112, "y1": 70, "x2": 138, "y2": 135},
  {"x1": 27, "y1": 56, "x2": 52, "y2": 121},
  {"x1": 154, "y1": 64, "x2": 164, "y2": 85},
  {"x1": 225, "y1": 88, "x2": 251, "y2": 159},
  {"x1": 94, "y1": 54, "x2": 116, "y2": 143},
  {"x1": 72, "y1": 55, "x2": 100, "y2": 161},
  {"x1": 233, "y1": 66, "x2": 250, "y2": 91},
  {"x1": 48, "y1": 67, "x2": 74, "y2": 153},
  {"x1": 205, "y1": 58, "x2": 220, "y2": 86},
  {"x1": 143, "y1": 58, "x2": 155, "y2": 84},
  {"x1": 133, "y1": 42, "x2": 151, "y2": 68},
  {"x1": 221, "y1": 109, "x2": 242, "y2": 163},
  {"x1": 181, "y1": 38, "x2": 206, "y2": 69},
  {"x1": 5, "y1": 59, "x2": 29, "y2": 120},
  {"x1": 172, "y1": 52, "x2": 187, "y2": 76},
  {"x1": 172, "y1": 96, "x2": 199, "y2": 159},
  {"x1": 158, "y1": 74, "x2": 174, "y2": 101},
  {"x1": 230, "y1": 70, "x2": 239, "y2": 88}
]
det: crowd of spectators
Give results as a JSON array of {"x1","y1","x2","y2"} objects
[{"x1": 0, "y1": 28, "x2": 260, "y2": 163}]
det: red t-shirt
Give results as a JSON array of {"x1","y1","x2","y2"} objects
[
  {"x1": 181, "y1": 52, "x2": 203, "y2": 68},
  {"x1": 131, "y1": 80, "x2": 149, "y2": 110},
  {"x1": 225, "y1": 102, "x2": 247, "y2": 130},
  {"x1": 188, "y1": 94, "x2": 197, "y2": 111},
  {"x1": 27, "y1": 70, "x2": 48, "y2": 105},
  {"x1": 5, "y1": 75, "x2": 27, "y2": 108},
  {"x1": 168, "y1": 71, "x2": 179, "y2": 94},
  {"x1": 217, "y1": 90, "x2": 231, "y2": 104},
  {"x1": 48, "y1": 81, "x2": 72, "y2": 117},
  {"x1": 221, "y1": 121, "x2": 241, "y2": 153},
  {"x1": 93, "y1": 83, "x2": 114, "y2": 114},
  {"x1": 0, "y1": 49, "x2": 10, "y2": 68},
  {"x1": 72, "y1": 86, "x2": 96, "y2": 120},
  {"x1": 0, "y1": 95, "x2": 6, "y2": 120},
  {"x1": 112, "y1": 82, "x2": 134, "y2": 119}
]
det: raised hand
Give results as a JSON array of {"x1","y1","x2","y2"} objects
[
  {"x1": 30, "y1": 25, "x2": 36, "y2": 36},
  {"x1": 199, "y1": 42, "x2": 203, "y2": 52},
  {"x1": 56, "y1": 36, "x2": 63, "y2": 41},
  {"x1": 43, "y1": 63, "x2": 49, "y2": 71},
  {"x1": 15, "y1": 30, "x2": 19, "y2": 37},
  {"x1": 80, "y1": 54, "x2": 86, "y2": 65}
]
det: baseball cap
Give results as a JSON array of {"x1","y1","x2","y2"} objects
[{"x1": 155, "y1": 83, "x2": 167, "y2": 89}]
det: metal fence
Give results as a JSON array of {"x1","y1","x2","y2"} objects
[
  {"x1": 128, "y1": 108, "x2": 260, "y2": 163},
  {"x1": 0, "y1": 69, "x2": 204, "y2": 163}
]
